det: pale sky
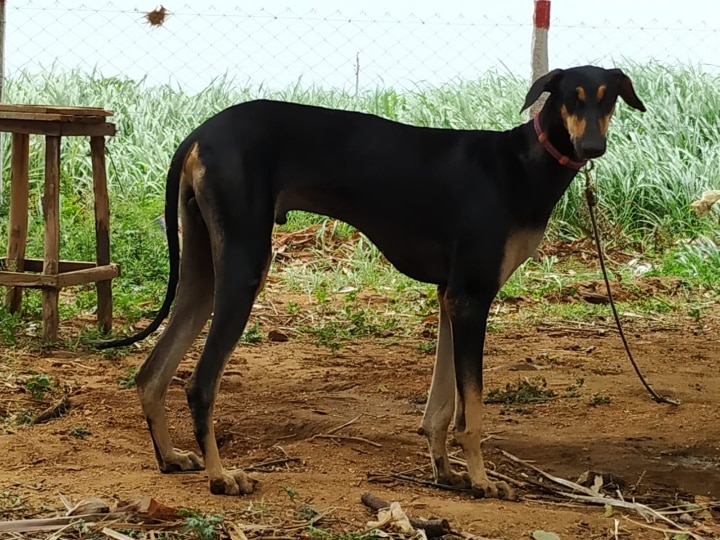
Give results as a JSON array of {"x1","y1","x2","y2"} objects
[{"x1": 6, "y1": 1, "x2": 719, "y2": 92}]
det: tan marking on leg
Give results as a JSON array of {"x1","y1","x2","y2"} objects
[
  {"x1": 202, "y1": 399, "x2": 257, "y2": 495},
  {"x1": 136, "y1": 287, "x2": 212, "y2": 471},
  {"x1": 454, "y1": 385, "x2": 516, "y2": 499},
  {"x1": 255, "y1": 254, "x2": 272, "y2": 299},
  {"x1": 597, "y1": 85, "x2": 607, "y2": 101},
  {"x1": 498, "y1": 228, "x2": 545, "y2": 288},
  {"x1": 419, "y1": 294, "x2": 469, "y2": 487},
  {"x1": 135, "y1": 185, "x2": 214, "y2": 473},
  {"x1": 560, "y1": 105, "x2": 587, "y2": 143},
  {"x1": 599, "y1": 105, "x2": 616, "y2": 136},
  {"x1": 182, "y1": 142, "x2": 206, "y2": 192},
  {"x1": 576, "y1": 86, "x2": 586, "y2": 102}
]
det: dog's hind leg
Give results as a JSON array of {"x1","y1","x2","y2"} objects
[
  {"x1": 185, "y1": 207, "x2": 273, "y2": 496},
  {"x1": 134, "y1": 192, "x2": 214, "y2": 473},
  {"x1": 418, "y1": 286, "x2": 472, "y2": 489}
]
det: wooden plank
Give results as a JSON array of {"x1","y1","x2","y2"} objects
[
  {"x1": 56, "y1": 264, "x2": 120, "y2": 288},
  {"x1": 0, "y1": 264, "x2": 119, "y2": 288},
  {"x1": 3, "y1": 133, "x2": 30, "y2": 312},
  {"x1": 0, "y1": 111, "x2": 107, "y2": 123},
  {"x1": 0, "y1": 103, "x2": 113, "y2": 117},
  {"x1": 0, "y1": 258, "x2": 97, "y2": 273},
  {"x1": 42, "y1": 135, "x2": 61, "y2": 343},
  {"x1": 0, "y1": 119, "x2": 116, "y2": 137},
  {"x1": 0, "y1": 271, "x2": 56, "y2": 288},
  {"x1": 44, "y1": 106, "x2": 112, "y2": 117},
  {"x1": 59, "y1": 260, "x2": 97, "y2": 273},
  {"x1": 90, "y1": 136, "x2": 114, "y2": 333}
]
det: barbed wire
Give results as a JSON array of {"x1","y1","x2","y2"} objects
[{"x1": 4, "y1": 2, "x2": 720, "y2": 94}]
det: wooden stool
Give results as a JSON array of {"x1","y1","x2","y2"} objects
[{"x1": 0, "y1": 104, "x2": 120, "y2": 342}]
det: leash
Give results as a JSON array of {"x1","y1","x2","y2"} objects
[{"x1": 582, "y1": 161, "x2": 680, "y2": 406}]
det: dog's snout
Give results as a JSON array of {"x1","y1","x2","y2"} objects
[{"x1": 578, "y1": 139, "x2": 606, "y2": 159}]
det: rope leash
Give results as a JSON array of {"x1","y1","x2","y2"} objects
[{"x1": 582, "y1": 161, "x2": 680, "y2": 406}]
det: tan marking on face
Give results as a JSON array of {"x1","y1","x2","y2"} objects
[
  {"x1": 599, "y1": 105, "x2": 616, "y2": 136},
  {"x1": 181, "y1": 142, "x2": 206, "y2": 191},
  {"x1": 597, "y1": 85, "x2": 607, "y2": 101},
  {"x1": 561, "y1": 105, "x2": 587, "y2": 142},
  {"x1": 576, "y1": 86, "x2": 586, "y2": 102}
]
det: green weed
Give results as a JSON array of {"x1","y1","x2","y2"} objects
[
  {"x1": 590, "y1": 394, "x2": 612, "y2": 406},
  {"x1": 179, "y1": 508, "x2": 224, "y2": 540},
  {"x1": 485, "y1": 377, "x2": 557, "y2": 405},
  {"x1": 240, "y1": 323, "x2": 262, "y2": 344},
  {"x1": 564, "y1": 377, "x2": 586, "y2": 398},
  {"x1": 416, "y1": 341, "x2": 436, "y2": 355},
  {"x1": 281, "y1": 486, "x2": 300, "y2": 501},
  {"x1": 67, "y1": 427, "x2": 93, "y2": 439},
  {"x1": 0, "y1": 307, "x2": 21, "y2": 346},
  {"x1": 118, "y1": 366, "x2": 138, "y2": 388},
  {"x1": 26, "y1": 374, "x2": 53, "y2": 400}
]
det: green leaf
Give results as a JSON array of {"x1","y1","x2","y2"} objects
[{"x1": 531, "y1": 531, "x2": 561, "y2": 540}]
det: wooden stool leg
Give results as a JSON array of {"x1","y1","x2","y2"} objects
[
  {"x1": 4, "y1": 133, "x2": 31, "y2": 313},
  {"x1": 90, "y1": 136, "x2": 112, "y2": 333},
  {"x1": 42, "y1": 135, "x2": 61, "y2": 343}
]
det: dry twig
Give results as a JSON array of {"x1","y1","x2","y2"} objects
[
  {"x1": 391, "y1": 473, "x2": 472, "y2": 494},
  {"x1": 310, "y1": 415, "x2": 381, "y2": 447},
  {"x1": 101, "y1": 527, "x2": 136, "y2": 540},
  {"x1": 246, "y1": 456, "x2": 301, "y2": 472},
  {"x1": 500, "y1": 449, "x2": 692, "y2": 531},
  {"x1": 312, "y1": 434, "x2": 382, "y2": 448},
  {"x1": 623, "y1": 516, "x2": 706, "y2": 540},
  {"x1": 32, "y1": 396, "x2": 70, "y2": 424}
]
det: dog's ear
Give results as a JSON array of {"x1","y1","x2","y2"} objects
[
  {"x1": 520, "y1": 68, "x2": 564, "y2": 113},
  {"x1": 608, "y1": 68, "x2": 646, "y2": 112}
]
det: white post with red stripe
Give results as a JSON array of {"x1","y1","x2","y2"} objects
[{"x1": 528, "y1": 0, "x2": 551, "y2": 119}]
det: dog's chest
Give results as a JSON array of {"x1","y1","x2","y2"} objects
[{"x1": 498, "y1": 228, "x2": 545, "y2": 287}]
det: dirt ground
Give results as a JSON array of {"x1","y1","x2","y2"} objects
[{"x1": 1, "y1": 289, "x2": 720, "y2": 539}]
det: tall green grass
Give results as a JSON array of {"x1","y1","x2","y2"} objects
[{"x1": 0, "y1": 63, "x2": 718, "y2": 323}]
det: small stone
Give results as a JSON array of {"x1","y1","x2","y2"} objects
[{"x1": 268, "y1": 329, "x2": 289, "y2": 342}]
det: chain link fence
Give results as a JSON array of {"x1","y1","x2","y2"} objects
[{"x1": 5, "y1": 2, "x2": 720, "y2": 94}]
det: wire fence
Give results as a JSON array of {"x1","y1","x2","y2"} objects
[{"x1": 5, "y1": 2, "x2": 720, "y2": 94}]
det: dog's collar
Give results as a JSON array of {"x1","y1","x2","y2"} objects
[{"x1": 533, "y1": 114, "x2": 587, "y2": 170}]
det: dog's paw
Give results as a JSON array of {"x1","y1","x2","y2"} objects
[
  {"x1": 436, "y1": 470, "x2": 516, "y2": 500},
  {"x1": 436, "y1": 470, "x2": 472, "y2": 490},
  {"x1": 470, "y1": 479, "x2": 516, "y2": 501},
  {"x1": 159, "y1": 450, "x2": 205, "y2": 473},
  {"x1": 209, "y1": 469, "x2": 258, "y2": 496}
]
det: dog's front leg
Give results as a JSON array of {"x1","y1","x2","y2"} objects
[
  {"x1": 419, "y1": 286, "x2": 470, "y2": 488},
  {"x1": 445, "y1": 291, "x2": 516, "y2": 500}
]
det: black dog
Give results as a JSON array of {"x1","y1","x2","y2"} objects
[{"x1": 98, "y1": 65, "x2": 646, "y2": 499}]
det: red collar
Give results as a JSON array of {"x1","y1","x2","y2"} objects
[{"x1": 533, "y1": 114, "x2": 587, "y2": 170}]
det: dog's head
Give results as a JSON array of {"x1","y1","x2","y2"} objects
[{"x1": 521, "y1": 65, "x2": 646, "y2": 160}]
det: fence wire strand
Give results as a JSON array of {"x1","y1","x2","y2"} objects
[{"x1": 5, "y1": 2, "x2": 720, "y2": 94}]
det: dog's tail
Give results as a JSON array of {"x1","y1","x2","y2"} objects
[{"x1": 93, "y1": 143, "x2": 187, "y2": 350}]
